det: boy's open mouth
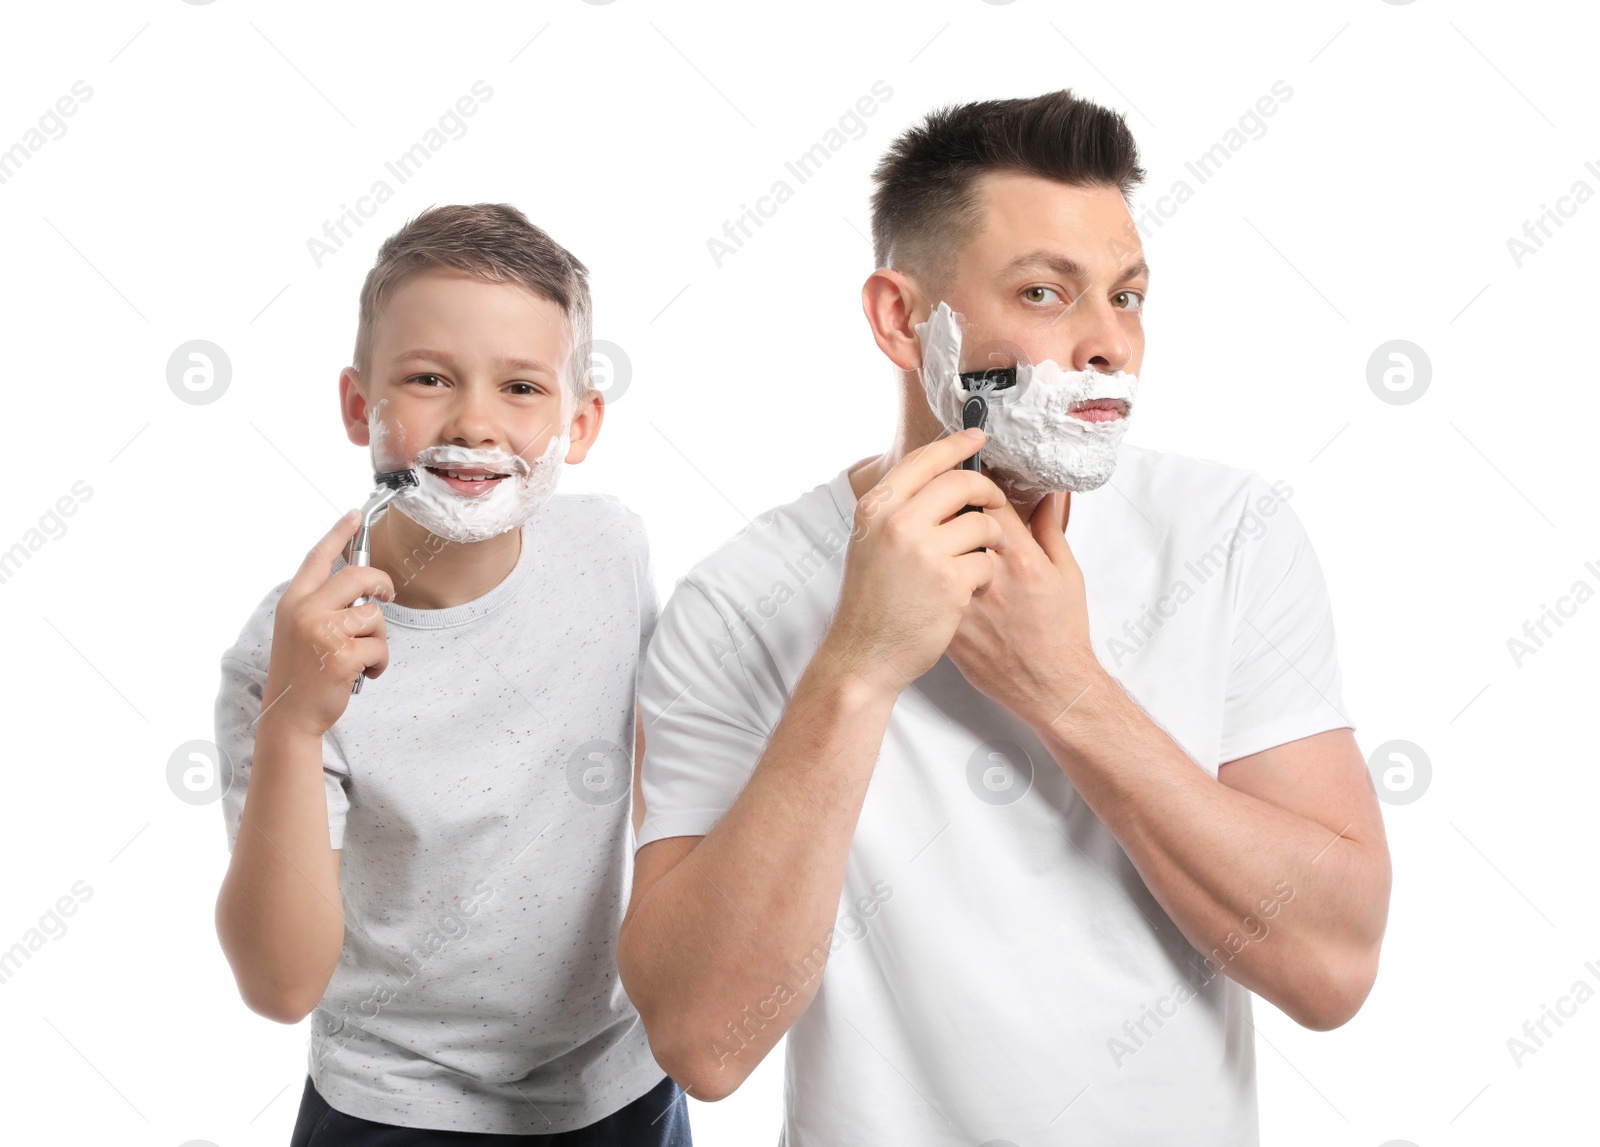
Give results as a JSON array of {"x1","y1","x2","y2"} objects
[{"x1": 426, "y1": 464, "x2": 513, "y2": 497}]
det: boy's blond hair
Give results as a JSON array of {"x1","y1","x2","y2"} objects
[{"x1": 352, "y1": 203, "x2": 595, "y2": 400}]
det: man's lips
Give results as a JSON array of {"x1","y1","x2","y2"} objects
[{"x1": 1068, "y1": 398, "x2": 1128, "y2": 423}]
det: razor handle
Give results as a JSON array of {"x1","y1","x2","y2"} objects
[
  {"x1": 347, "y1": 486, "x2": 400, "y2": 695},
  {"x1": 348, "y1": 543, "x2": 375, "y2": 695},
  {"x1": 959, "y1": 394, "x2": 988, "y2": 552}
]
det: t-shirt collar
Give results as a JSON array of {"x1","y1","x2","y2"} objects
[{"x1": 330, "y1": 522, "x2": 539, "y2": 630}]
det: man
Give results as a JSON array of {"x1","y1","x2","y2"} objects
[{"x1": 618, "y1": 91, "x2": 1390, "y2": 1145}]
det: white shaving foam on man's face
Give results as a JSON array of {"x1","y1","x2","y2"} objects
[
  {"x1": 913, "y1": 300, "x2": 1138, "y2": 496},
  {"x1": 366, "y1": 401, "x2": 570, "y2": 543}
]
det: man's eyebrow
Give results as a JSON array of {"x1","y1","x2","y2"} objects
[
  {"x1": 392, "y1": 348, "x2": 556, "y2": 374},
  {"x1": 997, "y1": 249, "x2": 1151, "y2": 285},
  {"x1": 1118, "y1": 258, "x2": 1151, "y2": 284}
]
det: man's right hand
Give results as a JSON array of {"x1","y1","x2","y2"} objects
[
  {"x1": 819, "y1": 428, "x2": 1006, "y2": 699},
  {"x1": 261, "y1": 509, "x2": 395, "y2": 739}
]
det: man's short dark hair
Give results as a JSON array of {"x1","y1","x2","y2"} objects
[{"x1": 869, "y1": 90, "x2": 1146, "y2": 294}]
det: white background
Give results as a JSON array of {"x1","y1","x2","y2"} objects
[{"x1": 1, "y1": 0, "x2": 1595, "y2": 1143}]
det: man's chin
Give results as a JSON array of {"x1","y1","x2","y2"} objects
[{"x1": 991, "y1": 462, "x2": 1119, "y2": 501}]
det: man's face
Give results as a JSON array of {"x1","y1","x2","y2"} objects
[
  {"x1": 343, "y1": 267, "x2": 575, "y2": 496},
  {"x1": 929, "y1": 172, "x2": 1148, "y2": 386}
]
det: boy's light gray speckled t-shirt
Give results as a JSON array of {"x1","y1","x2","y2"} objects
[{"x1": 214, "y1": 492, "x2": 665, "y2": 1134}]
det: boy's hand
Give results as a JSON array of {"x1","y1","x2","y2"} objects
[{"x1": 261, "y1": 509, "x2": 395, "y2": 739}]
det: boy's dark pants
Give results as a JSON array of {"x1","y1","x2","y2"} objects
[{"x1": 288, "y1": 1074, "x2": 692, "y2": 1146}]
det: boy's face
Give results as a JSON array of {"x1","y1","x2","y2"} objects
[{"x1": 339, "y1": 267, "x2": 602, "y2": 493}]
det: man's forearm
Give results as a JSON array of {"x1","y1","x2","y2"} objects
[
  {"x1": 619, "y1": 646, "x2": 896, "y2": 1099},
  {"x1": 215, "y1": 718, "x2": 345, "y2": 1024},
  {"x1": 1030, "y1": 664, "x2": 1386, "y2": 1030}
]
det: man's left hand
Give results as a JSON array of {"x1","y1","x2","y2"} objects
[{"x1": 944, "y1": 490, "x2": 1103, "y2": 731}]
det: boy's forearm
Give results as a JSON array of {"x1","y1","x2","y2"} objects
[
  {"x1": 215, "y1": 717, "x2": 345, "y2": 1024},
  {"x1": 620, "y1": 645, "x2": 896, "y2": 1099}
]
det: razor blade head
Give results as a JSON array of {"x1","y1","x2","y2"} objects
[
  {"x1": 958, "y1": 366, "x2": 1017, "y2": 395},
  {"x1": 373, "y1": 467, "x2": 420, "y2": 489}
]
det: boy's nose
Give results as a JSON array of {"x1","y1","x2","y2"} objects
[{"x1": 440, "y1": 388, "x2": 501, "y2": 448}]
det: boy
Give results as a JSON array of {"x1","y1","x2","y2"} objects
[{"x1": 213, "y1": 203, "x2": 691, "y2": 1144}]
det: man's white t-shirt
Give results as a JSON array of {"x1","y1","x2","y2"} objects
[{"x1": 636, "y1": 444, "x2": 1355, "y2": 1146}]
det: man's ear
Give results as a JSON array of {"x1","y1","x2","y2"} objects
[
  {"x1": 861, "y1": 268, "x2": 932, "y2": 372},
  {"x1": 339, "y1": 367, "x2": 371, "y2": 447},
  {"x1": 562, "y1": 390, "x2": 605, "y2": 464}
]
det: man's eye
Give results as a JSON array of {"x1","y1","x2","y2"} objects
[
  {"x1": 1022, "y1": 286, "x2": 1064, "y2": 305},
  {"x1": 1114, "y1": 291, "x2": 1145, "y2": 313}
]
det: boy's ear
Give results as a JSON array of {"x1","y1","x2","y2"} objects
[
  {"x1": 339, "y1": 367, "x2": 372, "y2": 447},
  {"x1": 562, "y1": 390, "x2": 604, "y2": 464}
]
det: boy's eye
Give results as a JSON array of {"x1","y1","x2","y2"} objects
[
  {"x1": 409, "y1": 373, "x2": 446, "y2": 387},
  {"x1": 508, "y1": 382, "x2": 541, "y2": 396}
]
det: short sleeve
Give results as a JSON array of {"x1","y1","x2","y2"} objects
[
  {"x1": 215, "y1": 652, "x2": 351, "y2": 852},
  {"x1": 636, "y1": 578, "x2": 773, "y2": 848},
  {"x1": 1218, "y1": 479, "x2": 1355, "y2": 764}
]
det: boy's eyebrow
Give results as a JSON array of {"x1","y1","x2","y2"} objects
[
  {"x1": 997, "y1": 249, "x2": 1151, "y2": 285},
  {"x1": 393, "y1": 348, "x2": 557, "y2": 375}
]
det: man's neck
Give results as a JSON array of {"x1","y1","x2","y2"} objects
[
  {"x1": 850, "y1": 382, "x2": 1048, "y2": 520},
  {"x1": 366, "y1": 509, "x2": 523, "y2": 610}
]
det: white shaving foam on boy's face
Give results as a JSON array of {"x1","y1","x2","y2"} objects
[
  {"x1": 395, "y1": 435, "x2": 570, "y2": 543},
  {"x1": 367, "y1": 397, "x2": 405, "y2": 472},
  {"x1": 913, "y1": 300, "x2": 1138, "y2": 496},
  {"x1": 365, "y1": 398, "x2": 572, "y2": 543}
]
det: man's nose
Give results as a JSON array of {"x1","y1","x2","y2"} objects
[{"x1": 1060, "y1": 295, "x2": 1133, "y2": 373}]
